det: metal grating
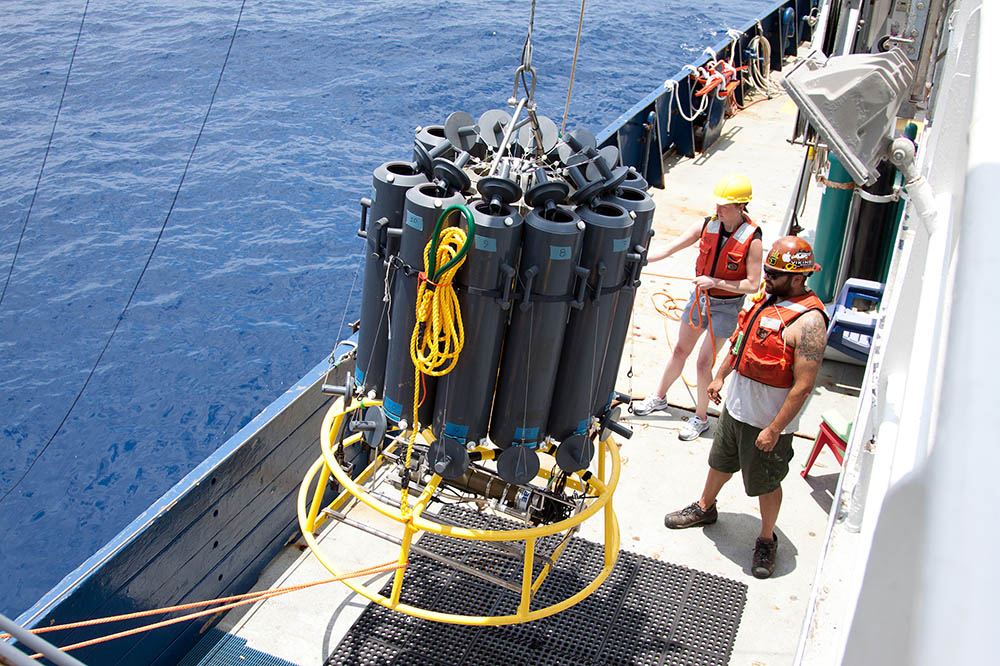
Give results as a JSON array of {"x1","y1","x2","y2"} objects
[
  {"x1": 324, "y1": 505, "x2": 747, "y2": 666},
  {"x1": 180, "y1": 628, "x2": 299, "y2": 666}
]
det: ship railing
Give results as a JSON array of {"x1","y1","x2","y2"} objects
[
  {"x1": 596, "y1": 0, "x2": 815, "y2": 188},
  {"x1": 0, "y1": 612, "x2": 89, "y2": 666}
]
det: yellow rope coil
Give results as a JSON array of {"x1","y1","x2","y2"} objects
[
  {"x1": 410, "y1": 225, "x2": 468, "y2": 378},
  {"x1": 401, "y1": 224, "x2": 469, "y2": 516}
]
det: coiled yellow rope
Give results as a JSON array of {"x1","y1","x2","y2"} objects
[
  {"x1": 400, "y1": 209, "x2": 472, "y2": 517},
  {"x1": 410, "y1": 225, "x2": 468, "y2": 379}
]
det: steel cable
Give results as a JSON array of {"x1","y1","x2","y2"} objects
[
  {"x1": 0, "y1": 0, "x2": 91, "y2": 308},
  {"x1": 0, "y1": 0, "x2": 248, "y2": 505}
]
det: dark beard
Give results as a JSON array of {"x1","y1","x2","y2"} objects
[{"x1": 766, "y1": 280, "x2": 795, "y2": 299}]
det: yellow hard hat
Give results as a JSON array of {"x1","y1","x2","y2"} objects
[{"x1": 713, "y1": 173, "x2": 752, "y2": 205}]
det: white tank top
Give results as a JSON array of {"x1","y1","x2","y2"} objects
[{"x1": 724, "y1": 372, "x2": 803, "y2": 434}]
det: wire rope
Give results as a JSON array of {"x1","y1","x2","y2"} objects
[
  {"x1": 0, "y1": 0, "x2": 248, "y2": 506},
  {"x1": 560, "y1": 0, "x2": 587, "y2": 136},
  {"x1": 322, "y1": 243, "x2": 367, "y2": 389},
  {"x1": 0, "y1": 0, "x2": 91, "y2": 308}
]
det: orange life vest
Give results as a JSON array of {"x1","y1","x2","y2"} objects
[
  {"x1": 694, "y1": 214, "x2": 758, "y2": 297},
  {"x1": 729, "y1": 292, "x2": 828, "y2": 388}
]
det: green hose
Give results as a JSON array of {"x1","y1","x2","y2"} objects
[{"x1": 428, "y1": 204, "x2": 476, "y2": 280}]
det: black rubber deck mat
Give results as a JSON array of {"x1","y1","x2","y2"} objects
[{"x1": 324, "y1": 505, "x2": 747, "y2": 666}]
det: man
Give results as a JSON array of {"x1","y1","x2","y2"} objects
[{"x1": 662, "y1": 236, "x2": 828, "y2": 578}]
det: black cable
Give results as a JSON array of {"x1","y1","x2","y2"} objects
[
  {"x1": 0, "y1": 0, "x2": 90, "y2": 308},
  {"x1": 0, "y1": 0, "x2": 248, "y2": 505}
]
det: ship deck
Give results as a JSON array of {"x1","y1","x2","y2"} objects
[{"x1": 210, "y1": 84, "x2": 862, "y2": 666}]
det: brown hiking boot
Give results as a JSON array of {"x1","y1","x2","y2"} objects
[
  {"x1": 752, "y1": 534, "x2": 778, "y2": 579},
  {"x1": 663, "y1": 501, "x2": 718, "y2": 529}
]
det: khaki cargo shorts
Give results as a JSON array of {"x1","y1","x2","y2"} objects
[{"x1": 708, "y1": 406, "x2": 794, "y2": 496}]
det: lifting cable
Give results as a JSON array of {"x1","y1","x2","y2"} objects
[
  {"x1": 560, "y1": 0, "x2": 587, "y2": 136},
  {"x1": 322, "y1": 241, "x2": 368, "y2": 389},
  {"x1": 3, "y1": 559, "x2": 405, "y2": 657},
  {"x1": 0, "y1": 0, "x2": 90, "y2": 308},
  {"x1": 0, "y1": 0, "x2": 248, "y2": 507}
]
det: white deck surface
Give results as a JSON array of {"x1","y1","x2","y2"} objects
[{"x1": 219, "y1": 82, "x2": 864, "y2": 666}]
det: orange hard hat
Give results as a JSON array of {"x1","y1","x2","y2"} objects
[{"x1": 765, "y1": 236, "x2": 822, "y2": 273}]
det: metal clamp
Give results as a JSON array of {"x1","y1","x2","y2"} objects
[
  {"x1": 358, "y1": 197, "x2": 372, "y2": 238},
  {"x1": 518, "y1": 265, "x2": 539, "y2": 312},
  {"x1": 569, "y1": 265, "x2": 590, "y2": 310},
  {"x1": 499, "y1": 263, "x2": 516, "y2": 311}
]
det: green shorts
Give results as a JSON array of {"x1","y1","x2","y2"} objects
[{"x1": 708, "y1": 406, "x2": 794, "y2": 497}]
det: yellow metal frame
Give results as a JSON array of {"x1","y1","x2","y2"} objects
[{"x1": 297, "y1": 398, "x2": 621, "y2": 625}]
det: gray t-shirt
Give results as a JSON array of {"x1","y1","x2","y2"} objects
[{"x1": 724, "y1": 372, "x2": 803, "y2": 434}]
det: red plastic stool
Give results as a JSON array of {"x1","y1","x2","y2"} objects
[{"x1": 801, "y1": 418, "x2": 848, "y2": 478}]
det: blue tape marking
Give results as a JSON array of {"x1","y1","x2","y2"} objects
[
  {"x1": 550, "y1": 245, "x2": 571, "y2": 260},
  {"x1": 513, "y1": 426, "x2": 540, "y2": 447},
  {"x1": 405, "y1": 210, "x2": 423, "y2": 231},
  {"x1": 355, "y1": 367, "x2": 365, "y2": 383},
  {"x1": 613, "y1": 237, "x2": 630, "y2": 252},
  {"x1": 382, "y1": 396, "x2": 403, "y2": 421},
  {"x1": 443, "y1": 422, "x2": 469, "y2": 439},
  {"x1": 475, "y1": 236, "x2": 497, "y2": 252},
  {"x1": 574, "y1": 417, "x2": 590, "y2": 435}
]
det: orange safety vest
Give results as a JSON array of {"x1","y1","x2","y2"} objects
[
  {"x1": 729, "y1": 292, "x2": 828, "y2": 388},
  {"x1": 694, "y1": 214, "x2": 758, "y2": 297}
]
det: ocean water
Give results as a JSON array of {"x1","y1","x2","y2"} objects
[{"x1": 0, "y1": 0, "x2": 776, "y2": 617}]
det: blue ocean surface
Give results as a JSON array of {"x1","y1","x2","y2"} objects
[{"x1": 0, "y1": 0, "x2": 776, "y2": 617}]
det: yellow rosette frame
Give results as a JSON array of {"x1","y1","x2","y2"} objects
[{"x1": 298, "y1": 397, "x2": 621, "y2": 626}]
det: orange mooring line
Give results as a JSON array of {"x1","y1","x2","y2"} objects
[
  {"x1": 13, "y1": 559, "x2": 405, "y2": 658},
  {"x1": 646, "y1": 273, "x2": 715, "y2": 389}
]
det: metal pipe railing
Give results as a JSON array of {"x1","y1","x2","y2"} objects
[{"x1": 0, "y1": 613, "x2": 88, "y2": 666}]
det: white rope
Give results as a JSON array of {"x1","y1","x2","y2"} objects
[
  {"x1": 746, "y1": 30, "x2": 782, "y2": 97},
  {"x1": 662, "y1": 79, "x2": 677, "y2": 133},
  {"x1": 674, "y1": 65, "x2": 709, "y2": 122}
]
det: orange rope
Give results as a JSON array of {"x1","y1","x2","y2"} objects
[
  {"x1": 648, "y1": 279, "x2": 717, "y2": 389},
  {"x1": 15, "y1": 559, "x2": 405, "y2": 657},
  {"x1": 686, "y1": 286, "x2": 717, "y2": 358}
]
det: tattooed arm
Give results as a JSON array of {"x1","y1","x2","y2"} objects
[{"x1": 755, "y1": 310, "x2": 827, "y2": 451}]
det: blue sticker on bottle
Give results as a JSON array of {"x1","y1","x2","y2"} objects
[
  {"x1": 355, "y1": 367, "x2": 365, "y2": 383},
  {"x1": 382, "y1": 397, "x2": 403, "y2": 421},
  {"x1": 574, "y1": 417, "x2": 590, "y2": 435},
  {"x1": 550, "y1": 245, "x2": 571, "y2": 260},
  {"x1": 513, "y1": 426, "x2": 540, "y2": 446},
  {"x1": 405, "y1": 211, "x2": 423, "y2": 231},
  {"x1": 443, "y1": 422, "x2": 469, "y2": 439},
  {"x1": 613, "y1": 237, "x2": 630, "y2": 252},
  {"x1": 475, "y1": 236, "x2": 497, "y2": 252}
]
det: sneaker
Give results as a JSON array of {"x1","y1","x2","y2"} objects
[
  {"x1": 633, "y1": 395, "x2": 669, "y2": 416},
  {"x1": 663, "y1": 501, "x2": 718, "y2": 529},
  {"x1": 752, "y1": 534, "x2": 778, "y2": 579},
  {"x1": 678, "y1": 416, "x2": 709, "y2": 441}
]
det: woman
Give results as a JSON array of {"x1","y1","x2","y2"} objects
[{"x1": 632, "y1": 173, "x2": 763, "y2": 441}]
